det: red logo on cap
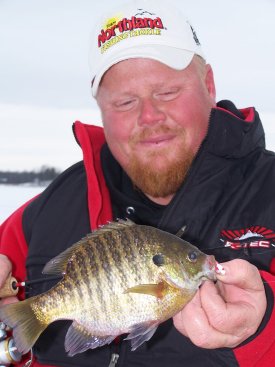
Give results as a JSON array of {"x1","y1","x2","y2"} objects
[{"x1": 98, "y1": 16, "x2": 164, "y2": 47}]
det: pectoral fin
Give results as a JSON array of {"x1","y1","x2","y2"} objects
[{"x1": 125, "y1": 282, "x2": 168, "y2": 299}]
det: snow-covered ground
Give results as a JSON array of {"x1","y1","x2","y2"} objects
[{"x1": 0, "y1": 184, "x2": 45, "y2": 224}]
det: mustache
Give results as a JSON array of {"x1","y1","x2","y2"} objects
[{"x1": 130, "y1": 125, "x2": 184, "y2": 144}]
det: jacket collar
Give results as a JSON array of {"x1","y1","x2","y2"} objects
[
  {"x1": 72, "y1": 122, "x2": 112, "y2": 230},
  {"x1": 205, "y1": 100, "x2": 265, "y2": 158},
  {"x1": 72, "y1": 100, "x2": 265, "y2": 231}
]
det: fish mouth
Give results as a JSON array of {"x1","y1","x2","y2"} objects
[
  {"x1": 199, "y1": 256, "x2": 217, "y2": 284},
  {"x1": 197, "y1": 272, "x2": 217, "y2": 289},
  {"x1": 204, "y1": 255, "x2": 217, "y2": 280},
  {"x1": 201, "y1": 271, "x2": 217, "y2": 282}
]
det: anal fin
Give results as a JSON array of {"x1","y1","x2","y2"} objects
[
  {"x1": 65, "y1": 321, "x2": 116, "y2": 356},
  {"x1": 124, "y1": 322, "x2": 159, "y2": 351}
]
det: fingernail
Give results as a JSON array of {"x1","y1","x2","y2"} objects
[{"x1": 215, "y1": 262, "x2": 226, "y2": 275}]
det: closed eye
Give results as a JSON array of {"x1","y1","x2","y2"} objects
[
  {"x1": 114, "y1": 99, "x2": 137, "y2": 111},
  {"x1": 155, "y1": 89, "x2": 180, "y2": 101}
]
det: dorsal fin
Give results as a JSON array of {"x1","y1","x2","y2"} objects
[
  {"x1": 175, "y1": 225, "x2": 187, "y2": 238},
  {"x1": 93, "y1": 218, "x2": 135, "y2": 232},
  {"x1": 42, "y1": 219, "x2": 136, "y2": 275},
  {"x1": 42, "y1": 242, "x2": 81, "y2": 275},
  {"x1": 82, "y1": 218, "x2": 136, "y2": 242}
]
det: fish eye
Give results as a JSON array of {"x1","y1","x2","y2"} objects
[
  {"x1": 152, "y1": 253, "x2": 165, "y2": 267},
  {"x1": 187, "y1": 251, "x2": 198, "y2": 263}
]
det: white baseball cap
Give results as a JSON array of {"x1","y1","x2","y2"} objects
[{"x1": 89, "y1": 0, "x2": 205, "y2": 96}]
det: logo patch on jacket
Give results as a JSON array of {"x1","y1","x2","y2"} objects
[{"x1": 220, "y1": 226, "x2": 275, "y2": 250}]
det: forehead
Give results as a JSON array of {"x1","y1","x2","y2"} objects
[{"x1": 98, "y1": 58, "x2": 195, "y2": 95}]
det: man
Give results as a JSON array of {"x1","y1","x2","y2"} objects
[{"x1": 0, "y1": 0, "x2": 274, "y2": 366}]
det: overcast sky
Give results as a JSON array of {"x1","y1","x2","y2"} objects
[{"x1": 1, "y1": 0, "x2": 275, "y2": 171}]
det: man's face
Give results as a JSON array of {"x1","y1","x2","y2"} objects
[{"x1": 96, "y1": 57, "x2": 216, "y2": 203}]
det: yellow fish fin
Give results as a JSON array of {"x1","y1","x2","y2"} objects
[
  {"x1": 124, "y1": 322, "x2": 159, "y2": 351},
  {"x1": 125, "y1": 281, "x2": 169, "y2": 299},
  {"x1": 65, "y1": 321, "x2": 116, "y2": 357},
  {"x1": 0, "y1": 298, "x2": 47, "y2": 354}
]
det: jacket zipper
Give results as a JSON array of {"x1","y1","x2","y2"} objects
[
  {"x1": 158, "y1": 110, "x2": 213, "y2": 231},
  {"x1": 108, "y1": 353, "x2": 119, "y2": 367}
]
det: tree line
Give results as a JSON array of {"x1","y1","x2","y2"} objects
[{"x1": 0, "y1": 166, "x2": 60, "y2": 185}]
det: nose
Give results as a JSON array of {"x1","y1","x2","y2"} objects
[{"x1": 138, "y1": 99, "x2": 166, "y2": 126}]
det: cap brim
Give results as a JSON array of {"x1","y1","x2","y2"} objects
[{"x1": 92, "y1": 45, "x2": 194, "y2": 96}]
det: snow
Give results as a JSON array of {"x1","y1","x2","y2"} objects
[{"x1": 0, "y1": 185, "x2": 45, "y2": 224}]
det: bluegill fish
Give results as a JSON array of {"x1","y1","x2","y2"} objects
[{"x1": 0, "y1": 220, "x2": 216, "y2": 356}]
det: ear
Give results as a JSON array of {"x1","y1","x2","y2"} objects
[{"x1": 205, "y1": 64, "x2": 216, "y2": 104}]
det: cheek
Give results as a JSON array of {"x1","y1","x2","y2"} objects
[
  {"x1": 103, "y1": 113, "x2": 133, "y2": 165},
  {"x1": 171, "y1": 97, "x2": 210, "y2": 151}
]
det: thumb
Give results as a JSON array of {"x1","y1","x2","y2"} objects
[{"x1": 216, "y1": 259, "x2": 264, "y2": 292}]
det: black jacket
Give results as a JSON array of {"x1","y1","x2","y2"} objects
[{"x1": 2, "y1": 100, "x2": 274, "y2": 367}]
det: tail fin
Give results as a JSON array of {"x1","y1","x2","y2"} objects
[{"x1": 0, "y1": 299, "x2": 47, "y2": 354}]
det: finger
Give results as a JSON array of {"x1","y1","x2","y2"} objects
[
  {"x1": 173, "y1": 290, "x2": 202, "y2": 336},
  {"x1": 215, "y1": 259, "x2": 266, "y2": 325},
  {"x1": 216, "y1": 259, "x2": 264, "y2": 292},
  {"x1": 173, "y1": 286, "x2": 239, "y2": 348},
  {"x1": 0, "y1": 296, "x2": 19, "y2": 306},
  {"x1": 0, "y1": 254, "x2": 12, "y2": 288},
  {"x1": 200, "y1": 280, "x2": 258, "y2": 336}
]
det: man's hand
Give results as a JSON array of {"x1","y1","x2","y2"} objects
[
  {"x1": 0, "y1": 254, "x2": 18, "y2": 306},
  {"x1": 173, "y1": 259, "x2": 266, "y2": 348}
]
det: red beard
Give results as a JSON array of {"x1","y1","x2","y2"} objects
[{"x1": 126, "y1": 126, "x2": 194, "y2": 198}]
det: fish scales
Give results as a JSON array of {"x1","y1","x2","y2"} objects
[
  {"x1": 66, "y1": 229, "x2": 133, "y2": 325},
  {"x1": 67, "y1": 252, "x2": 87, "y2": 288},
  {"x1": 58, "y1": 252, "x2": 83, "y2": 315},
  {"x1": 113, "y1": 229, "x2": 150, "y2": 288},
  {"x1": 102, "y1": 227, "x2": 160, "y2": 328},
  {"x1": 0, "y1": 220, "x2": 216, "y2": 355},
  {"x1": 67, "y1": 226, "x2": 159, "y2": 330},
  {"x1": 30, "y1": 283, "x2": 75, "y2": 325},
  {"x1": 90, "y1": 233, "x2": 120, "y2": 318},
  {"x1": 84, "y1": 238, "x2": 108, "y2": 315},
  {"x1": 88, "y1": 228, "x2": 142, "y2": 327},
  {"x1": 63, "y1": 237, "x2": 109, "y2": 320},
  {"x1": 32, "y1": 243, "x2": 101, "y2": 324}
]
